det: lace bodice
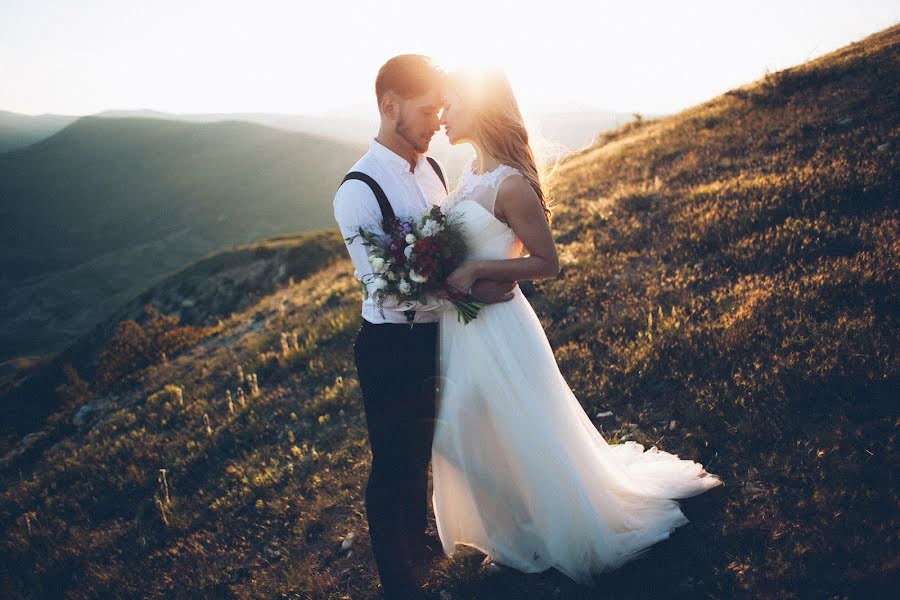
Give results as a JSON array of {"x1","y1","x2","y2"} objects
[
  {"x1": 441, "y1": 157, "x2": 521, "y2": 218},
  {"x1": 441, "y1": 157, "x2": 523, "y2": 261}
]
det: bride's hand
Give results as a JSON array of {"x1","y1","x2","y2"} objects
[{"x1": 446, "y1": 262, "x2": 480, "y2": 295}]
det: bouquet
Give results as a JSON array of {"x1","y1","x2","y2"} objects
[{"x1": 345, "y1": 205, "x2": 484, "y2": 326}]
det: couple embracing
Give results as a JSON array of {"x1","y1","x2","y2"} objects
[{"x1": 333, "y1": 55, "x2": 722, "y2": 599}]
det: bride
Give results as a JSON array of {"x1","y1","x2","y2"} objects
[{"x1": 431, "y1": 67, "x2": 723, "y2": 585}]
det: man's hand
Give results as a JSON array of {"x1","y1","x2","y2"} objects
[{"x1": 470, "y1": 279, "x2": 517, "y2": 304}]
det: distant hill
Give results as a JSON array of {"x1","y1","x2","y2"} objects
[
  {"x1": 3, "y1": 105, "x2": 646, "y2": 180},
  {"x1": 0, "y1": 110, "x2": 79, "y2": 153},
  {"x1": 95, "y1": 106, "x2": 642, "y2": 181},
  {"x1": 0, "y1": 116, "x2": 365, "y2": 361},
  {"x1": 95, "y1": 106, "x2": 640, "y2": 149},
  {"x1": 97, "y1": 108, "x2": 377, "y2": 148},
  {"x1": 0, "y1": 25, "x2": 897, "y2": 599}
]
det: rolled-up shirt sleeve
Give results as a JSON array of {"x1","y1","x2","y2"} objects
[{"x1": 333, "y1": 180, "x2": 444, "y2": 312}]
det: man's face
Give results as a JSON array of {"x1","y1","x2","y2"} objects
[{"x1": 394, "y1": 87, "x2": 443, "y2": 153}]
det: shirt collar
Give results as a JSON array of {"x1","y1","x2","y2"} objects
[{"x1": 369, "y1": 138, "x2": 425, "y2": 175}]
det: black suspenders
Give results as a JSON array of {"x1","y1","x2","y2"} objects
[
  {"x1": 339, "y1": 156, "x2": 447, "y2": 231},
  {"x1": 425, "y1": 156, "x2": 447, "y2": 192},
  {"x1": 340, "y1": 171, "x2": 398, "y2": 231}
]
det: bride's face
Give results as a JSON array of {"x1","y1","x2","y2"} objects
[{"x1": 440, "y1": 88, "x2": 476, "y2": 146}]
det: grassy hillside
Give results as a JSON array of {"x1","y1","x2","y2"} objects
[
  {"x1": 0, "y1": 116, "x2": 365, "y2": 361},
  {"x1": 1, "y1": 25, "x2": 897, "y2": 600},
  {"x1": 0, "y1": 229, "x2": 347, "y2": 440}
]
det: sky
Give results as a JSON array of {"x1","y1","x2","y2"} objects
[{"x1": 1, "y1": 0, "x2": 898, "y2": 118}]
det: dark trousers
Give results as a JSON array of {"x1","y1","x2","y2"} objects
[{"x1": 353, "y1": 318, "x2": 438, "y2": 597}]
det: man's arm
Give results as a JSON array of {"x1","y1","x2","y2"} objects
[
  {"x1": 434, "y1": 279, "x2": 516, "y2": 303},
  {"x1": 470, "y1": 279, "x2": 517, "y2": 304},
  {"x1": 333, "y1": 180, "x2": 445, "y2": 312}
]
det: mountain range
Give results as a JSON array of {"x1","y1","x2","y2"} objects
[
  {"x1": 0, "y1": 105, "x2": 639, "y2": 363},
  {"x1": 0, "y1": 116, "x2": 366, "y2": 361}
]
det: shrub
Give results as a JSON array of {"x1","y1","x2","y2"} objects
[{"x1": 93, "y1": 303, "x2": 215, "y2": 392}]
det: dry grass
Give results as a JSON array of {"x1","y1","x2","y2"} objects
[{"x1": 1, "y1": 24, "x2": 898, "y2": 600}]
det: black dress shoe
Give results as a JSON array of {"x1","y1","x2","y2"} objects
[{"x1": 381, "y1": 575, "x2": 424, "y2": 600}]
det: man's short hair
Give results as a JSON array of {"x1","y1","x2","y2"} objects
[{"x1": 375, "y1": 55, "x2": 445, "y2": 106}]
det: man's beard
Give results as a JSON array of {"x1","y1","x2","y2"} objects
[{"x1": 396, "y1": 114, "x2": 427, "y2": 153}]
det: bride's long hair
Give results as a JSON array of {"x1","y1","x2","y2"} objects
[{"x1": 447, "y1": 68, "x2": 553, "y2": 223}]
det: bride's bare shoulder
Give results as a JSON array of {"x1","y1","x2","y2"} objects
[{"x1": 495, "y1": 170, "x2": 541, "y2": 221}]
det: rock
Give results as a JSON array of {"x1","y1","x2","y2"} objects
[
  {"x1": 669, "y1": 420, "x2": 677, "y2": 430},
  {"x1": 340, "y1": 532, "x2": 355, "y2": 551},
  {"x1": 0, "y1": 429, "x2": 50, "y2": 469},
  {"x1": 835, "y1": 117, "x2": 853, "y2": 126},
  {"x1": 596, "y1": 410, "x2": 614, "y2": 418},
  {"x1": 877, "y1": 142, "x2": 891, "y2": 152},
  {"x1": 743, "y1": 482, "x2": 763, "y2": 494},
  {"x1": 72, "y1": 394, "x2": 119, "y2": 427}
]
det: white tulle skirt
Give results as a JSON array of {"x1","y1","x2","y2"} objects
[{"x1": 432, "y1": 286, "x2": 723, "y2": 584}]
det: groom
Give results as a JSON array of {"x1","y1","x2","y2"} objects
[{"x1": 333, "y1": 54, "x2": 515, "y2": 598}]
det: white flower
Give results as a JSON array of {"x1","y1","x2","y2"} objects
[
  {"x1": 405, "y1": 233, "x2": 417, "y2": 244},
  {"x1": 370, "y1": 257, "x2": 386, "y2": 272},
  {"x1": 404, "y1": 244, "x2": 414, "y2": 259},
  {"x1": 421, "y1": 219, "x2": 442, "y2": 237},
  {"x1": 398, "y1": 279, "x2": 411, "y2": 294},
  {"x1": 386, "y1": 270, "x2": 398, "y2": 281},
  {"x1": 409, "y1": 270, "x2": 427, "y2": 283},
  {"x1": 373, "y1": 278, "x2": 388, "y2": 290}
]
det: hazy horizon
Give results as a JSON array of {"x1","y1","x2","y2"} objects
[
  {"x1": 1, "y1": 1, "x2": 898, "y2": 118},
  {"x1": 0, "y1": 102, "x2": 640, "y2": 120}
]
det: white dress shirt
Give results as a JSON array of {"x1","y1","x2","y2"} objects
[{"x1": 333, "y1": 138, "x2": 449, "y2": 324}]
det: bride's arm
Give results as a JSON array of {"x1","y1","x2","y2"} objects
[{"x1": 446, "y1": 174, "x2": 559, "y2": 293}]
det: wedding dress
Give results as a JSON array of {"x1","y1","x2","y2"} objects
[{"x1": 431, "y1": 158, "x2": 723, "y2": 585}]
